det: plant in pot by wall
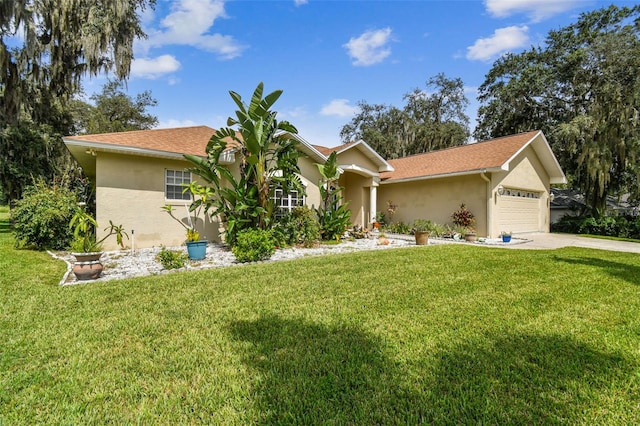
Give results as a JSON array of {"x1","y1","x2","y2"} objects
[
  {"x1": 451, "y1": 203, "x2": 477, "y2": 242},
  {"x1": 162, "y1": 181, "x2": 214, "y2": 260},
  {"x1": 69, "y1": 208, "x2": 129, "y2": 280},
  {"x1": 412, "y1": 219, "x2": 434, "y2": 245},
  {"x1": 501, "y1": 231, "x2": 512, "y2": 243},
  {"x1": 373, "y1": 211, "x2": 386, "y2": 229}
]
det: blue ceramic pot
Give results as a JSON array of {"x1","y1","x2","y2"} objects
[{"x1": 186, "y1": 240, "x2": 207, "y2": 260}]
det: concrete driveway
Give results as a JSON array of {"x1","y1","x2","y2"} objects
[{"x1": 505, "y1": 233, "x2": 640, "y2": 254}]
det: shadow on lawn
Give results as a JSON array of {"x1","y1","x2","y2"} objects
[
  {"x1": 553, "y1": 255, "x2": 640, "y2": 286},
  {"x1": 0, "y1": 217, "x2": 10, "y2": 234},
  {"x1": 228, "y1": 315, "x2": 425, "y2": 424},
  {"x1": 230, "y1": 316, "x2": 631, "y2": 424},
  {"x1": 429, "y1": 333, "x2": 629, "y2": 423}
]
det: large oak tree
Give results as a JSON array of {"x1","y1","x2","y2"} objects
[
  {"x1": 475, "y1": 5, "x2": 640, "y2": 214},
  {"x1": 72, "y1": 81, "x2": 158, "y2": 135},
  {"x1": 0, "y1": 0, "x2": 153, "y2": 203},
  {"x1": 340, "y1": 73, "x2": 470, "y2": 159}
]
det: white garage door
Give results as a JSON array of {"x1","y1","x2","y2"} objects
[{"x1": 497, "y1": 194, "x2": 541, "y2": 233}]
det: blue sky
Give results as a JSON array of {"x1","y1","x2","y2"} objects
[{"x1": 82, "y1": 0, "x2": 633, "y2": 147}]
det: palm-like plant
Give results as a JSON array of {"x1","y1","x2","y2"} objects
[
  {"x1": 316, "y1": 152, "x2": 351, "y2": 241},
  {"x1": 186, "y1": 82, "x2": 304, "y2": 243}
]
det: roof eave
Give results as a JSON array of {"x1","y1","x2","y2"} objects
[
  {"x1": 63, "y1": 138, "x2": 192, "y2": 161},
  {"x1": 337, "y1": 139, "x2": 395, "y2": 172},
  {"x1": 277, "y1": 131, "x2": 328, "y2": 163},
  {"x1": 380, "y1": 167, "x2": 504, "y2": 185}
]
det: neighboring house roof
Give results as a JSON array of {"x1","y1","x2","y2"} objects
[
  {"x1": 550, "y1": 188, "x2": 586, "y2": 211},
  {"x1": 551, "y1": 188, "x2": 639, "y2": 215},
  {"x1": 379, "y1": 130, "x2": 567, "y2": 184},
  {"x1": 314, "y1": 139, "x2": 394, "y2": 173}
]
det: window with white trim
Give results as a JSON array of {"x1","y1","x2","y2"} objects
[
  {"x1": 165, "y1": 169, "x2": 192, "y2": 200},
  {"x1": 273, "y1": 188, "x2": 305, "y2": 219},
  {"x1": 504, "y1": 188, "x2": 540, "y2": 199}
]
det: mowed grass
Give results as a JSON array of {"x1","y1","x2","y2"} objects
[{"x1": 1, "y1": 205, "x2": 639, "y2": 424}]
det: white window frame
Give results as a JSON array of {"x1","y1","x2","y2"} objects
[
  {"x1": 165, "y1": 169, "x2": 192, "y2": 201},
  {"x1": 273, "y1": 188, "x2": 306, "y2": 218},
  {"x1": 503, "y1": 188, "x2": 541, "y2": 199}
]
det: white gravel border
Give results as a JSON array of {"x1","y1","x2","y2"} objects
[{"x1": 53, "y1": 234, "x2": 531, "y2": 286}]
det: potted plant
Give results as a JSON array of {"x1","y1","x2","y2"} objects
[
  {"x1": 69, "y1": 208, "x2": 129, "y2": 280},
  {"x1": 373, "y1": 211, "x2": 386, "y2": 229},
  {"x1": 162, "y1": 182, "x2": 213, "y2": 260},
  {"x1": 463, "y1": 227, "x2": 478, "y2": 242},
  {"x1": 501, "y1": 231, "x2": 512, "y2": 243},
  {"x1": 412, "y1": 219, "x2": 433, "y2": 245}
]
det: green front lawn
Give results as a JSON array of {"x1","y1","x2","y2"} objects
[{"x1": 1, "y1": 206, "x2": 639, "y2": 424}]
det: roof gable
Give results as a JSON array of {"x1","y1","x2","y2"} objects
[
  {"x1": 381, "y1": 131, "x2": 566, "y2": 184},
  {"x1": 313, "y1": 140, "x2": 394, "y2": 173}
]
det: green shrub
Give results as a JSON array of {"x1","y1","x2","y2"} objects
[
  {"x1": 155, "y1": 246, "x2": 188, "y2": 270},
  {"x1": 552, "y1": 214, "x2": 640, "y2": 239},
  {"x1": 451, "y1": 203, "x2": 476, "y2": 229},
  {"x1": 385, "y1": 221, "x2": 412, "y2": 235},
  {"x1": 429, "y1": 222, "x2": 447, "y2": 237},
  {"x1": 11, "y1": 181, "x2": 77, "y2": 250},
  {"x1": 274, "y1": 206, "x2": 320, "y2": 248},
  {"x1": 232, "y1": 228, "x2": 276, "y2": 263}
]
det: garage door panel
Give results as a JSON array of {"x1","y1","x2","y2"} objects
[{"x1": 497, "y1": 197, "x2": 540, "y2": 233}]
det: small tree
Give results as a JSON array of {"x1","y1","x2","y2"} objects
[{"x1": 316, "y1": 152, "x2": 351, "y2": 240}]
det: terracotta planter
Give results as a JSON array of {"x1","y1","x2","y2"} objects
[
  {"x1": 414, "y1": 231, "x2": 429, "y2": 245},
  {"x1": 464, "y1": 232, "x2": 477, "y2": 242},
  {"x1": 72, "y1": 252, "x2": 104, "y2": 280}
]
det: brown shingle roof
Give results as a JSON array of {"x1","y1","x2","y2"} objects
[
  {"x1": 381, "y1": 131, "x2": 541, "y2": 182},
  {"x1": 64, "y1": 125, "x2": 239, "y2": 156}
]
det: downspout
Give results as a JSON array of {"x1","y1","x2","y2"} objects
[{"x1": 480, "y1": 171, "x2": 491, "y2": 237}]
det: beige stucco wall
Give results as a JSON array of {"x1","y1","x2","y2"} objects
[
  {"x1": 298, "y1": 155, "x2": 322, "y2": 209},
  {"x1": 95, "y1": 151, "x2": 323, "y2": 250},
  {"x1": 336, "y1": 148, "x2": 379, "y2": 173},
  {"x1": 378, "y1": 175, "x2": 488, "y2": 235},
  {"x1": 340, "y1": 172, "x2": 374, "y2": 227},
  {"x1": 95, "y1": 152, "x2": 220, "y2": 250}
]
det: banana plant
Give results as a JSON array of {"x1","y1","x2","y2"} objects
[
  {"x1": 315, "y1": 151, "x2": 351, "y2": 241},
  {"x1": 185, "y1": 83, "x2": 305, "y2": 243}
]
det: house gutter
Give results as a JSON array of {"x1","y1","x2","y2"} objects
[{"x1": 379, "y1": 167, "x2": 503, "y2": 185}]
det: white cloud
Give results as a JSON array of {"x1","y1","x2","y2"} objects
[
  {"x1": 142, "y1": 0, "x2": 246, "y2": 59},
  {"x1": 156, "y1": 119, "x2": 199, "y2": 129},
  {"x1": 343, "y1": 27, "x2": 393, "y2": 66},
  {"x1": 280, "y1": 106, "x2": 308, "y2": 120},
  {"x1": 485, "y1": 0, "x2": 582, "y2": 22},
  {"x1": 294, "y1": 0, "x2": 308, "y2": 6},
  {"x1": 131, "y1": 55, "x2": 181, "y2": 79},
  {"x1": 466, "y1": 25, "x2": 529, "y2": 62},
  {"x1": 320, "y1": 99, "x2": 359, "y2": 118}
]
